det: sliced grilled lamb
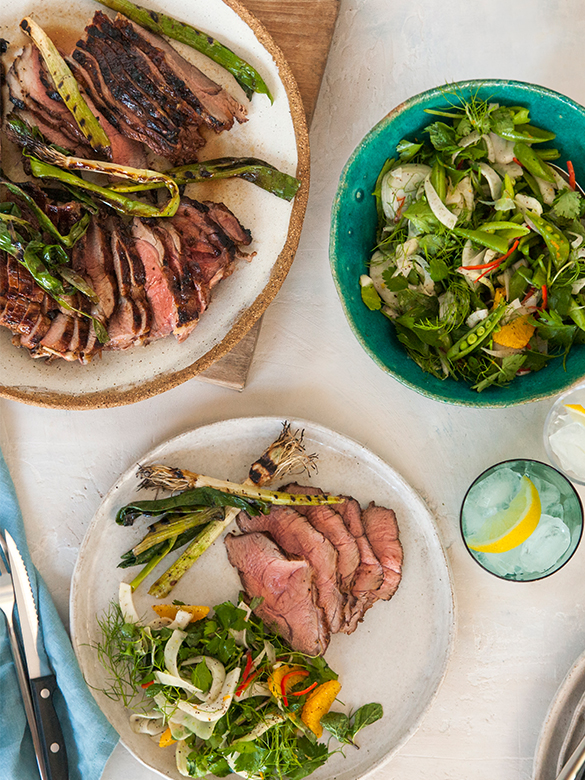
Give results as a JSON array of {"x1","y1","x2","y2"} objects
[
  {"x1": 7, "y1": 44, "x2": 147, "y2": 165},
  {"x1": 7, "y1": 46, "x2": 90, "y2": 151},
  {"x1": 72, "y1": 217, "x2": 117, "y2": 320},
  {"x1": 107, "y1": 222, "x2": 151, "y2": 349},
  {"x1": 236, "y1": 506, "x2": 345, "y2": 634},
  {"x1": 283, "y1": 482, "x2": 361, "y2": 597},
  {"x1": 71, "y1": 11, "x2": 246, "y2": 165},
  {"x1": 225, "y1": 531, "x2": 330, "y2": 657},
  {"x1": 110, "y1": 14, "x2": 247, "y2": 132},
  {"x1": 131, "y1": 219, "x2": 201, "y2": 342},
  {"x1": 170, "y1": 198, "x2": 251, "y2": 289},
  {"x1": 361, "y1": 503, "x2": 403, "y2": 600}
]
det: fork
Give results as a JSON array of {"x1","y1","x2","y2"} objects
[{"x1": 0, "y1": 534, "x2": 47, "y2": 780}]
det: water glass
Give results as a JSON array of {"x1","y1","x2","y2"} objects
[{"x1": 460, "y1": 459, "x2": 583, "y2": 582}]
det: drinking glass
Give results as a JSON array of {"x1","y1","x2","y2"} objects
[
  {"x1": 460, "y1": 459, "x2": 583, "y2": 581},
  {"x1": 544, "y1": 381, "x2": 585, "y2": 485}
]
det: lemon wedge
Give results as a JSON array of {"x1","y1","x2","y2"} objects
[
  {"x1": 565, "y1": 403, "x2": 585, "y2": 425},
  {"x1": 466, "y1": 475, "x2": 541, "y2": 553}
]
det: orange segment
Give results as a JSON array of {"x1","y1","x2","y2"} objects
[
  {"x1": 301, "y1": 680, "x2": 342, "y2": 738},
  {"x1": 158, "y1": 726, "x2": 177, "y2": 747},
  {"x1": 151, "y1": 604, "x2": 209, "y2": 622},
  {"x1": 492, "y1": 315, "x2": 535, "y2": 349}
]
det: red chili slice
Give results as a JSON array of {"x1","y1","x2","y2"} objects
[
  {"x1": 280, "y1": 670, "x2": 309, "y2": 707},
  {"x1": 291, "y1": 681, "x2": 319, "y2": 697},
  {"x1": 235, "y1": 670, "x2": 259, "y2": 697},
  {"x1": 568, "y1": 160, "x2": 576, "y2": 191}
]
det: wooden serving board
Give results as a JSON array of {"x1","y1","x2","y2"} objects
[{"x1": 197, "y1": 0, "x2": 340, "y2": 390}]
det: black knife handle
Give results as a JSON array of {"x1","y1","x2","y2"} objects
[{"x1": 30, "y1": 675, "x2": 69, "y2": 780}]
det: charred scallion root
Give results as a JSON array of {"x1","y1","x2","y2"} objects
[
  {"x1": 138, "y1": 421, "x2": 319, "y2": 492},
  {"x1": 119, "y1": 422, "x2": 331, "y2": 597}
]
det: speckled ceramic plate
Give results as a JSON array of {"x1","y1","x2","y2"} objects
[
  {"x1": 0, "y1": 0, "x2": 309, "y2": 409},
  {"x1": 330, "y1": 79, "x2": 585, "y2": 407},
  {"x1": 70, "y1": 416, "x2": 455, "y2": 780}
]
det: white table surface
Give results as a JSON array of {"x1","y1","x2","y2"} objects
[{"x1": 3, "y1": 0, "x2": 585, "y2": 778}]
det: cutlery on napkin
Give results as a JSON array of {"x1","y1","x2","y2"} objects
[
  {"x1": 1, "y1": 529, "x2": 68, "y2": 780},
  {"x1": 0, "y1": 447, "x2": 118, "y2": 780}
]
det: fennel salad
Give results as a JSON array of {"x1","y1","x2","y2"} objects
[
  {"x1": 360, "y1": 94, "x2": 585, "y2": 392},
  {"x1": 97, "y1": 587, "x2": 382, "y2": 779}
]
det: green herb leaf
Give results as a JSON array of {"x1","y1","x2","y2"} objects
[
  {"x1": 551, "y1": 189, "x2": 584, "y2": 221},
  {"x1": 349, "y1": 702, "x2": 384, "y2": 737},
  {"x1": 191, "y1": 660, "x2": 213, "y2": 692}
]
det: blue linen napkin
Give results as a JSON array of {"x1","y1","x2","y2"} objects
[{"x1": 0, "y1": 447, "x2": 119, "y2": 780}]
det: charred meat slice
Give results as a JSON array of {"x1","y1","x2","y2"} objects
[
  {"x1": 0, "y1": 197, "x2": 251, "y2": 361},
  {"x1": 170, "y1": 198, "x2": 251, "y2": 290},
  {"x1": 283, "y1": 483, "x2": 361, "y2": 596},
  {"x1": 0, "y1": 256, "x2": 53, "y2": 347},
  {"x1": 71, "y1": 11, "x2": 246, "y2": 165},
  {"x1": 225, "y1": 531, "x2": 330, "y2": 657},
  {"x1": 108, "y1": 221, "x2": 151, "y2": 349},
  {"x1": 237, "y1": 506, "x2": 345, "y2": 634},
  {"x1": 110, "y1": 14, "x2": 247, "y2": 131},
  {"x1": 7, "y1": 44, "x2": 147, "y2": 165},
  {"x1": 132, "y1": 219, "x2": 202, "y2": 342},
  {"x1": 72, "y1": 217, "x2": 117, "y2": 320}
]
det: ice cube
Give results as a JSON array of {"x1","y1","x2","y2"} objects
[
  {"x1": 463, "y1": 468, "x2": 523, "y2": 538},
  {"x1": 532, "y1": 477, "x2": 561, "y2": 513},
  {"x1": 549, "y1": 423, "x2": 585, "y2": 479},
  {"x1": 475, "y1": 548, "x2": 518, "y2": 578},
  {"x1": 518, "y1": 514, "x2": 571, "y2": 574},
  {"x1": 470, "y1": 468, "x2": 522, "y2": 511}
]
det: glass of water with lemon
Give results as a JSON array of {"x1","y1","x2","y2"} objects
[
  {"x1": 460, "y1": 459, "x2": 583, "y2": 581},
  {"x1": 545, "y1": 381, "x2": 585, "y2": 484}
]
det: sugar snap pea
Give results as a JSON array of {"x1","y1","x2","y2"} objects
[
  {"x1": 525, "y1": 211, "x2": 570, "y2": 268},
  {"x1": 513, "y1": 141, "x2": 555, "y2": 183},
  {"x1": 446, "y1": 305, "x2": 507, "y2": 360},
  {"x1": 453, "y1": 228, "x2": 509, "y2": 254}
]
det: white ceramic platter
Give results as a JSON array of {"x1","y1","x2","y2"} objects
[
  {"x1": 0, "y1": 0, "x2": 309, "y2": 408},
  {"x1": 533, "y1": 648, "x2": 585, "y2": 780},
  {"x1": 70, "y1": 416, "x2": 455, "y2": 780}
]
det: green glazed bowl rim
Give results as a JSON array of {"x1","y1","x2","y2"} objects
[
  {"x1": 330, "y1": 79, "x2": 585, "y2": 407},
  {"x1": 458, "y1": 458, "x2": 584, "y2": 582}
]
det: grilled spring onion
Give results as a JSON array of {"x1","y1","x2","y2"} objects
[
  {"x1": 8, "y1": 117, "x2": 180, "y2": 218},
  {"x1": 95, "y1": 0, "x2": 272, "y2": 102},
  {"x1": 20, "y1": 18, "x2": 111, "y2": 156},
  {"x1": 0, "y1": 219, "x2": 108, "y2": 342},
  {"x1": 124, "y1": 422, "x2": 330, "y2": 598},
  {"x1": 2, "y1": 178, "x2": 90, "y2": 248},
  {"x1": 111, "y1": 157, "x2": 301, "y2": 202},
  {"x1": 139, "y1": 422, "x2": 319, "y2": 492}
]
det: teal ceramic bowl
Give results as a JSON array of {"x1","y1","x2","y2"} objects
[{"x1": 330, "y1": 79, "x2": 585, "y2": 407}]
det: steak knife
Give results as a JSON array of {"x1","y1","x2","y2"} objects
[{"x1": 4, "y1": 531, "x2": 69, "y2": 780}]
